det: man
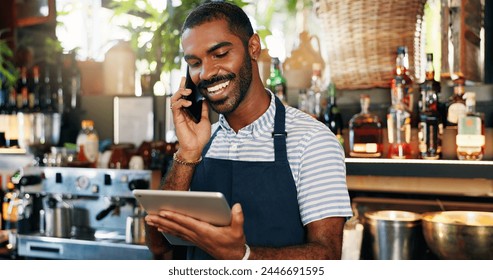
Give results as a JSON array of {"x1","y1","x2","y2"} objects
[{"x1": 145, "y1": 1, "x2": 352, "y2": 260}]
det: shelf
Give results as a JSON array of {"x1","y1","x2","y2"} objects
[
  {"x1": 0, "y1": 152, "x2": 33, "y2": 170},
  {"x1": 0, "y1": 148, "x2": 27, "y2": 155},
  {"x1": 15, "y1": 0, "x2": 56, "y2": 27},
  {"x1": 16, "y1": 16, "x2": 54, "y2": 27},
  {"x1": 345, "y1": 158, "x2": 493, "y2": 179}
]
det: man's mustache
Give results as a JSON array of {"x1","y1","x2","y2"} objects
[{"x1": 198, "y1": 73, "x2": 236, "y2": 89}]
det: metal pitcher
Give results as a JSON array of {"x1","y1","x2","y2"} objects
[{"x1": 40, "y1": 196, "x2": 73, "y2": 238}]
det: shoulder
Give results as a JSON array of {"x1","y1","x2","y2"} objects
[
  {"x1": 285, "y1": 106, "x2": 327, "y2": 131},
  {"x1": 285, "y1": 106, "x2": 339, "y2": 142}
]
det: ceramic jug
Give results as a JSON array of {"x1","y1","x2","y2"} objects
[
  {"x1": 283, "y1": 31, "x2": 325, "y2": 91},
  {"x1": 103, "y1": 41, "x2": 136, "y2": 95}
]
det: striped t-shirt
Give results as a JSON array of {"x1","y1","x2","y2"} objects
[{"x1": 205, "y1": 92, "x2": 353, "y2": 225}]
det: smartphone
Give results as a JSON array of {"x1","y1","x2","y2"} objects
[{"x1": 183, "y1": 68, "x2": 203, "y2": 123}]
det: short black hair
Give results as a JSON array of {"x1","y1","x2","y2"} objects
[{"x1": 182, "y1": 1, "x2": 254, "y2": 47}]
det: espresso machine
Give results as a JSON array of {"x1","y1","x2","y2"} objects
[{"x1": 14, "y1": 166, "x2": 153, "y2": 260}]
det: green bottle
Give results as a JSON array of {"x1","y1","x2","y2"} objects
[
  {"x1": 266, "y1": 57, "x2": 287, "y2": 104},
  {"x1": 321, "y1": 82, "x2": 344, "y2": 146}
]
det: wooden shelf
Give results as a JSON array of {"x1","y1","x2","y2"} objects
[
  {"x1": 16, "y1": 16, "x2": 54, "y2": 28},
  {"x1": 15, "y1": 0, "x2": 55, "y2": 27}
]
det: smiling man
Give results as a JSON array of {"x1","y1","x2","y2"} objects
[{"x1": 144, "y1": 1, "x2": 352, "y2": 260}]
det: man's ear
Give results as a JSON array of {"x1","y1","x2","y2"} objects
[{"x1": 249, "y1": 34, "x2": 262, "y2": 61}]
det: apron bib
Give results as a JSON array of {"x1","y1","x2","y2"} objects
[{"x1": 188, "y1": 97, "x2": 305, "y2": 259}]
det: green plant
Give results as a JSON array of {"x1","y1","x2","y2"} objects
[
  {"x1": 0, "y1": 29, "x2": 18, "y2": 90},
  {"x1": 108, "y1": 0, "x2": 311, "y2": 86},
  {"x1": 110, "y1": 0, "x2": 248, "y2": 76},
  {"x1": 253, "y1": 0, "x2": 312, "y2": 47},
  {"x1": 43, "y1": 37, "x2": 64, "y2": 65}
]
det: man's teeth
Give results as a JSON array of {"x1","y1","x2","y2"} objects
[{"x1": 207, "y1": 81, "x2": 230, "y2": 94}]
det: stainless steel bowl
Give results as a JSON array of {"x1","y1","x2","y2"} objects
[{"x1": 421, "y1": 211, "x2": 493, "y2": 260}]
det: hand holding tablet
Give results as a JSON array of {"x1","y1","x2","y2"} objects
[{"x1": 132, "y1": 189, "x2": 231, "y2": 246}]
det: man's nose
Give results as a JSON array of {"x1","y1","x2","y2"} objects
[{"x1": 199, "y1": 62, "x2": 219, "y2": 82}]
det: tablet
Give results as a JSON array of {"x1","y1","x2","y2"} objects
[{"x1": 132, "y1": 189, "x2": 231, "y2": 246}]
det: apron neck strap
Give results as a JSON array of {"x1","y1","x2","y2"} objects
[{"x1": 272, "y1": 96, "x2": 287, "y2": 162}]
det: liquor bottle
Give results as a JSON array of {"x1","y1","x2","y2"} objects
[
  {"x1": 40, "y1": 64, "x2": 53, "y2": 111},
  {"x1": 6, "y1": 86, "x2": 19, "y2": 147},
  {"x1": 0, "y1": 79, "x2": 8, "y2": 147},
  {"x1": 297, "y1": 89, "x2": 308, "y2": 113},
  {"x1": 28, "y1": 65, "x2": 41, "y2": 112},
  {"x1": 446, "y1": 77, "x2": 466, "y2": 128},
  {"x1": 417, "y1": 53, "x2": 443, "y2": 159},
  {"x1": 15, "y1": 66, "x2": 32, "y2": 149},
  {"x1": 349, "y1": 94, "x2": 383, "y2": 158},
  {"x1": 266, "y1": 57, "x2": 288, "y2": 105},
  {"x1": 391, "y1": 46, "x2": 415, "y2": 114},
  {"x1": 41, "y1": 65, "x2": 61, "y2": 146},
  {"x1": 321, "y1": 82, "x2": 344, "y2": 146},
  {"x1": 418, "y1": 54, "x2": 441, "y2": 112},
  {"x1": 76, "y1": 120, "x2": 99, "y2": 167},
  {"x1": 307, "y1": 63, "x2": 324, "y2": 118},
  {"x1": 387, "y1": 76, "x2": 412, "y2": 159},
  {"x1": 16, "y1": 67, "x2": 29, "y2": 112},
  {"x1": 65, "y1": 51, "x2": 81, "y2": 110},
  {"x1": 456, "y1": 92, "x2": 484, "y2": 160},
  {"x1": 30, "y1": 66, "x2": 44, "y2": 146},
  {"x1": 55, "y1": 65, "x2": 64, "y2": 114}
]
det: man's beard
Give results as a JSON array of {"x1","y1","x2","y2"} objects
[{"x1": 199, "y1": 53, "x2": 253, "y2": 115}]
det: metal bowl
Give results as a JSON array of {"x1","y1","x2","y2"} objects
[{"x1": 421, "y1": 211, "x2": 493, "y2": 259}]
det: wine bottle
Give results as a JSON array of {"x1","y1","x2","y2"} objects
[
  {"x1": 16, "y1": 66, "x2": 33, "y2": 149},
  {"x1": 41, "y1": 64, "x2": 61, "y2": 146},
  {"x1": 29, "y1": 65, "x2": 41, "y2": 113},
  {"x1": 54, "y1": 64, "x2": 64, "y2": 114},
  {"x1": 321, "y1": 82, "x2": 344, "y2": 146},
  {"x1": 6, "y1": 76, "x2": 19, "y2": 148}
]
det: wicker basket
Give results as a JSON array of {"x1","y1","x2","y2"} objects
[{"x1": 314, "y1": 0, "x2": 426, "y2": 90}]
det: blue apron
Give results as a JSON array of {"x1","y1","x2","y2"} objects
[{"x1": 187, "y1": 96, "x2": 306, "y2": 260}]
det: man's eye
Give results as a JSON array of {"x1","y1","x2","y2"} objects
[
  {"x1": 215, "y1": 51, "x2": 228, "y2": 58},
  {"x1": 188, "y1": 61, "x2": 200, "y2": 68}
]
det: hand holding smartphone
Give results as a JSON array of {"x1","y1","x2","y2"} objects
[{"x1": 183, "y1": 68, "x2": 204, "y2": 123}]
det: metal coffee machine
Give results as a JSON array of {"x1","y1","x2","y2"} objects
[{"x1": 14, "y1": 166, "x2": 153, "y2": 259}]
